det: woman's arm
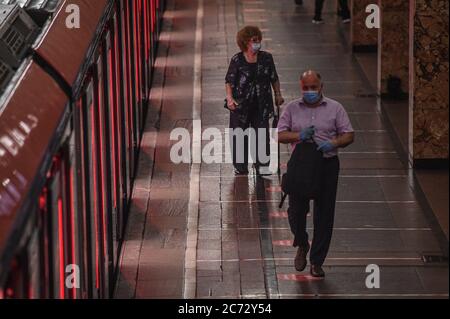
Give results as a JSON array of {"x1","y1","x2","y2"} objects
[
  {"x1": 272, "y1": 80, "x2": 284, "y2": 106},
  {"x1": 225, "y1": 83, "x2": 237, "y2": 110},
  {"x1": 225, "y1": 55, "x2": 239, "y2": 110},
  {"x1": 268, "y1": 54, "x2": 284, "y2": 106},
  {"x1": 272, "y1": 80, "x2": 282, "y2": 96}
]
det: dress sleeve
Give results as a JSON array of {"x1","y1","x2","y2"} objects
[
  {"x1": 277, "y1": 104, "x2": 292, "y2": 133},
  {"x1": 225, "y1": 55, "x2": 239, "y2": 87},
  {"x1": 268, "y1": 53, "x2": 279, "y2": 84}
]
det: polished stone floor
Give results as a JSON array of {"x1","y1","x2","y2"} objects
[{"x1": 115, "y1": 0, "x2": 449, "y2": 299}]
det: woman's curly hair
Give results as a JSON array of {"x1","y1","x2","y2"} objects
[{"x1": 236, "y1": 25, "x2": 262, "y2": 51}]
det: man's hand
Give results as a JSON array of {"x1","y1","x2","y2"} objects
[
  {"x1": 317, "y1": 140, "x2": 338, "y2": 153},
  {"x1": 299, "y1": 126, "x2": 315, "y2": 141}
]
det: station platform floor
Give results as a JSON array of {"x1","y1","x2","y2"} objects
[{"x1": 114, "y1": 0, "x2": 449, "y2": 299}]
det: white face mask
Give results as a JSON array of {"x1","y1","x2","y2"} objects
[{"x1": 251, "y1": 42, "x2": 261, "y2": 53}]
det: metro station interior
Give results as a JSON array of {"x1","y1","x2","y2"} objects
[{"x1": 0, "y1": 0, "x2": 448, "y2": 300}]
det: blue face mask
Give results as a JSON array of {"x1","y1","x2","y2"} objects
[
  {"x1": 251, "y1": 42, "x2": 261, "y2": 53},
  {"x1": 303, "y1": 90, "x2": 321, "y2": 104}
]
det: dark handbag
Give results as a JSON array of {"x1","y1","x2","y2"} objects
[{"x1": 279, "y1": 141, "x2": 324, "y2": 208}]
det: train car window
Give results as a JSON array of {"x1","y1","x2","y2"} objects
[
  {"x1": 67, "y1": 134, "x2": 81, "y2": 299},
  {"x1": 113, "y1": 9, "x2": 128, "y2": 235},
  {"x1": 133, "y1": 0, "x2": 142, "y2": 108},
  {"x1": 94, "y1": 51, "x2": 111, "y2": 298},
  {"x1": 37, "y1": 187, "x2": 51, "y2": 298},
  {"x1": 82, "y1": 80, "x2": 102, "y2": 298},
  {"x1": 148, "y1": 0, "x2": 155, "y2": 65},
  {"x1": 27, "y1": 225, "x2": 41, "y2": 299},
  {"x1": 142, "y1": 0, "x2": 149, "y2": 74},
  {"x1": 112, "y1": 11, "x2": 126, "y2": 240},
  {"x1": 121, "y1": 0, "x2": 135, "y2": 193},
  {"x1": 104, "y1": 30, "x2": 121, "y2": 276},
  {"x1": 127, "y1": 0, "x2": 139, "y2": 158},
  {"x1": 2, "y1": 254, "x2": 28, "y2": 298},
  {"x1": 138, "y1": 0, "x2": 149, "y2": 102},
  {"x1": 115, "y1": 2, "x2": 130, "y2": 204},
  {"x1": 134, "y1": 0, "x2": 144, "y2": 133},
  {"x1": 144, "y1": 0, "x2": 153, "y2": 85},
  {"x1": 75, "y1": 98, "x2": 94, "y2": 298},
  {"x1": 151, "y1": 0, "x2": 156, "y2": 34},
  {"x1": 60, "y1": 147, "x2": 74, "y2": 299},
  {"x1": 47, "y1": 156, "x2": 65, "y2": 299}
]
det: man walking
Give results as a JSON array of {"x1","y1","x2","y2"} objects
[
  {"x1": 277, "y1": 70, "x2": 355, "y2": 277},
  {"x1": 313, "y1": 0, "x2": 351, "y2": 24}
]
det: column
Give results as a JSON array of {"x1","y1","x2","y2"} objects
[
  {"x1": 409, "y1": 0, "x2": 449, "y2": 167},
  {"x1": 378, "y1": 0, "x2": 409, "y2": 98},
  {"x1": 351, "y1": 0, "x2": 378, "y2": 52}
]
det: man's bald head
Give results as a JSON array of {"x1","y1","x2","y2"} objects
[
  {"x1": 300, "y1": 70, "x2": 322, "y2": 82},
  {"x1": 300, "y1": 70, "x2": 323, "y2": 93}
]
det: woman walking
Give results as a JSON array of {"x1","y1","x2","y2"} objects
[{"x1": 225, "y1": 26, "x2": 284, "y2": 175}]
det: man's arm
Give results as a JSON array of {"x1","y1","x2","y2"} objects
[
  {"x1": 332, "y1": 132, "x2": 354, "y2": 148},
  {"x1": 278, "y1": 131, "x2": 300, "y2": 144}
]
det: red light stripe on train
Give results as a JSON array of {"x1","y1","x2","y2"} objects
[
  {"x1": 57, "y1": 197, "x2": 65, "y2": 299},
  {"x1": 269, "y1": 211, "x2": 288, "y2": 218}
]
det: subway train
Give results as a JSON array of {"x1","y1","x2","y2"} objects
[{"x1": 0, "y1": 0, "x2": 165, "y2": 299}]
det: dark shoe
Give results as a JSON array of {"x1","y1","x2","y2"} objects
[
  {"x1": 310, "y1": 265, "x2": 325, "y2": 278},
  {"x1": 294, "y1": 243, "x2": 310, "y2": 272},
  {"x1": 312, "y1": 18, "x2": 324, "y2": 24}
]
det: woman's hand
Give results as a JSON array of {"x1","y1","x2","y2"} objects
[
  {"x1": 275, "y1": 93, "x2": 284, "y2": 106},
  {"x1": 227, "y1": 96, "x2": 238, "y2": 111}
]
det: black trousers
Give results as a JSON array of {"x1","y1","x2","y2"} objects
[
  {"x1": 287, "y1": 156, "x2": 340, "y2": 266},
  {"x1": 229, "y1": 108, "x2": 270, "y2": 170},
  {"x1": 315, "y1": 0, "x2": 350, "y2": 20}
]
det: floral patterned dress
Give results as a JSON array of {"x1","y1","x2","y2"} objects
[{"x1": 225, "y1": 51, "x2": 279, "y2": 123}]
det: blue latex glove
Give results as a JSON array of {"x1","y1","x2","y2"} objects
[
  {"x1": 317, "y1": 140, "x2": 337, "y2": 153},
  {"x1": 299, "y1": 126, "x2": 315, "y2": 141}
]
